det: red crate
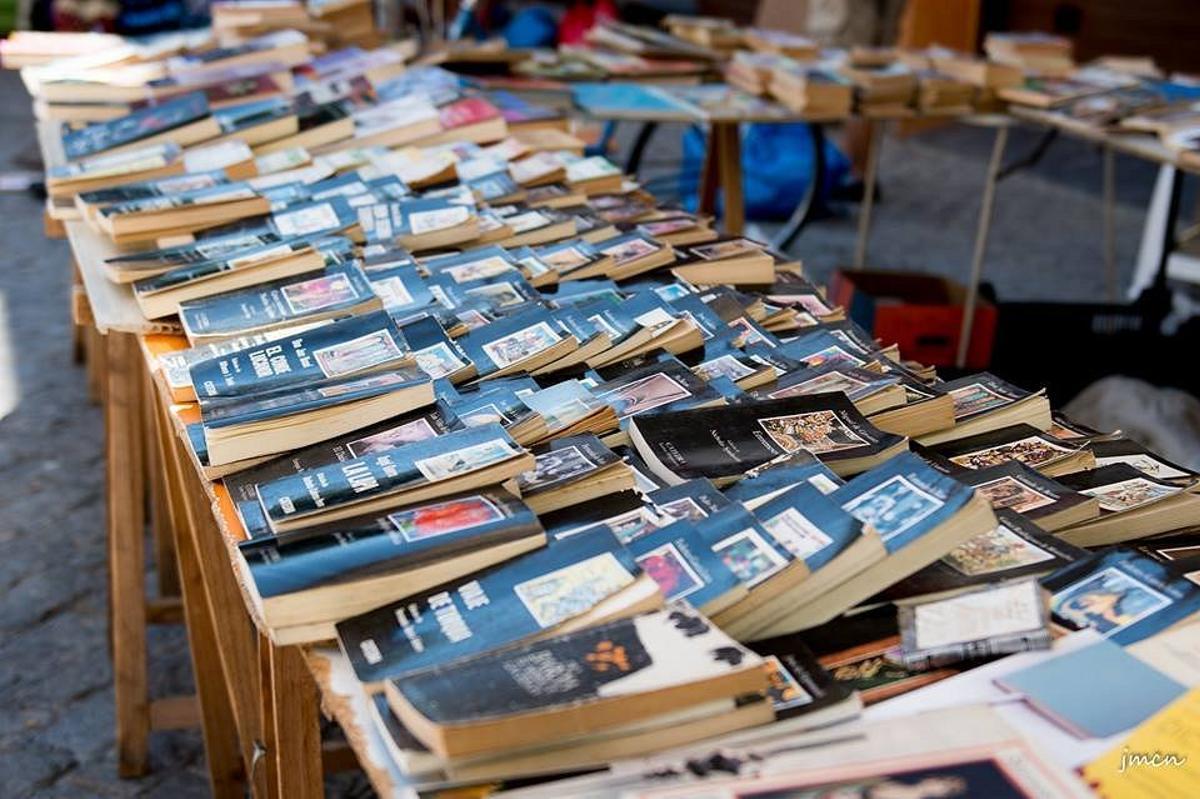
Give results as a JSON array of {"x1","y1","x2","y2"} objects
[{"x1": 827, "y1": 269, "x2": 996, "y2": 370}]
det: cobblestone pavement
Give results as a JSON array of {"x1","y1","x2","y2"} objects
[{"x1": 0, "y1": 70, "x2": 1195, "y2": 799}]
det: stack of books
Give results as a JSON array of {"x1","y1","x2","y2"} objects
[{"x1": 31, "y1": 22, "x2": 1200, "y2": 798}]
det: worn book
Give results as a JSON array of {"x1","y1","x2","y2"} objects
[
  {"x1": 190, "y1": 310, "x2": 411, "y2": 399},
  {"x1": 1053, "y1": 464, "x2": 1200, "y2": 547},
  {"x1": 336, "y1": 527, "x2": 660, "y2": 686},
  {"x1": 199, "y1": 367, "x2": 435, "y2": 466},
  {"x1": 721, "y1": 450, "x2": 843, "y2": 509},
  {"x1": 254, "y1": 422, "x2": 533, "y2": 532},
  {"x1": 1044, "y1": 548, "x2": 1200, "y2": 645},
  {"x1": 629, "y1": 394, "x2": 907, "y2": 484},
  {"x1": 238, "y1": 488, "x2": 546, "y2": 642},
  {"x1": 62, "y1": 91, "x2": 219, "y2": 160},
  {"x1": 1089, "y1": 438, "x2": 1197, "y2": 484},
  {"x1": 383, "y1": 606, "x2": 769, "y2": 760},
  {"x1": 743, "y1": 452, "x2": 996, "y2": 638},
  {"x1": 625, "y1": 518, "x2": 746, "y2": 616},
  {"x1": 517, "y1": 435, "x2": 634, "y2": 514},
  {"x1": 922, "y1": 422, "x2": 1094, "y2": 477},
  {"x1": 960, "y1": 461, "x2": 1100, "y2": 531},
  {"x1": 457, "y1": 310, "x2": 577, "y2": 379},
  {"x1": 917, "y1": 372, "x2": 1052, "y2": 446},
  {"x1": 179, "y1": 261, "x2": 382, "y2": 344},
  {"x1": 869, "y1": 508, "x2": 1086, "y2": 606},
  {"x1": 897, "y1": 578, "x2": 1052, "y2": 669}
]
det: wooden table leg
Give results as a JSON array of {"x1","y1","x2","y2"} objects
[
  {"x1": 144, "y1": 374, "x2": 180, "y2": 599},
  {"x1": 698, "y1": 123, "x2": 721, "y2": 217},
  {"x1": 715, "y1": 122, "x2": 745, "y2": 236},
  {"x1": 853, "y1": 120, "x2": 884, "y2": 269},
  {"x1": 106, "y1": 331, "x2": 149, "y2": 778},
  {"x1": 154, "y1": 400, "x2": 244, "y2": 798},
  {"x1": 266, "y1": 644, "x2": 324, "y2": 799}
]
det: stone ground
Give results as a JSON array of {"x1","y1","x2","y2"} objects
[{"x1": 0, "y1": 71, "x2": 1197, "y2": 798}]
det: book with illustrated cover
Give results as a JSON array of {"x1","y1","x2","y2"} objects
[
  {"x1": 755, "y1": 363, "x2": 906, "y2": 417},
  {"x1": 960, "y1": 461, "x2": 1099, "y2": 531},
  {"x1": 367, "y1": 264, "x2": 435, "y2": 313},
  {"x1": 179, "y1": 261, "x2": 381, "y2": 344},
  {"x1": 357, "y1": 196, "x2": 478, "y2": 251},
  {"x1": 647, "y1": 479, "x2": 731, "y2": 523},
  {"x1": 336, "y1": 526, "x2": 659, "y2": 685},
  {"x1": 62, "y1": 91, "x2": 217, "y2": 160},
  {"x1": 593, "y1": 359, "x2": 722, "y2": 426},
  {"x1": 444, "y1": 382, "x2": 546, "y2": 445},
  {"x1": 254, "y1": 422, "x2": 533, "y2": 532},
  {"x1": 743, "y1": 452, "x2": 995, "y2": 638},
  {"x1": 1053, "y1": 463, "x2": 1200, "y2": 547},
  {"x1": 629, "y1": 394, "x2": 907, "y2": 485},
  {"x1": 625, "y1": 518, "x2": 746, "y2": 614},
  {"x1": 457, "y1": 309, "x2": 576, "y2": 378},
  {"x1": 721, "y1": 450, "x2": 843, "y2": 509},
  {"x1": 923, "y1": 422, "x2": 1094, "y2": 477},
  {"x1": 539, "y1": 490, "x2": 651, "y2": 541},
  {"x1": 238, "y1": 488, "x2": 546, "y2": 642},
  {"x1": 517, "y1": 435, "x2": 632, "y2": 514},
  {"x1": 1090, "y1": 437, "x2": 1197, "y2": 484},
  {"x1": 46, "y1": 141, "x2": 183, "y2": 197},
  {"x1": 399, "y1": 316, "x2": 475, "y2": 383},
  {"x1": 199, "y1": 367, "x2": 435, "y2": 466},
  {"x1": 190, "y1": 310, "x2": 411, "y2": 399},
  {"x1": 870, "y1": 508, "x2": 1087, "y2": 606},
  {"x1": 1043, "y1": 548, "x2": 1200, "y2": 645},
  {"x1": 383, "y1": 606, "x2": 769, "y2": 760},
  {"x1": 918, "y1": 372, "x2": 1052, "y2": 446},
  {"x1": 776, "y1": 329, "x2": 879, "y2": 371},
  {"x1": 223, "y1": 404, "x2": 461, "y2": 538},
  {"x1": 896, "y1": 578, "x2": 1052, "y2": 669}
]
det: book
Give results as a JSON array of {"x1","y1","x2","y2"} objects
[
  {"x1": 1054, "y1": 464, "x2": 1200, "y2": 546},
  {"x1": 629, "y1": 394, "x2": 907, "y2": 484},
  {"x1": 897, "y1": 578, "x2": 1053, "y2": 669},
  {"x1": 997, "y1": 638, "x2": 1185, "y2": 738},
  {"x1": 721, "y1": 450, "x2": 843, "y2": 509},
  {"x1": 922, "y1": 423, "x2": 1094, "y2": 477},
  {"x1": 179, "y1": 261, "x2": 382, "y2": 344},
  {"x1": 1044, "y1": 548, "x2": 1200, "y2": 645},
  {"x1": 336, "y1": 527, "x2": 660, "y2": 686},
  {"x1": 960, "y1": 461, "x2": 1100, "y2": 531},
  {"x1": 742, "y1": 452, "x2": 997, "y2": 638},
  {"x1": 199, "y1": 367, "x2": 435, "y2": 466},
  {"x1": 254, "y1": 422, "x2": 533, "y2": 532},
  {"x1": 62, "y1": 91, "x2": 219, "y2": 160},
  {"x1": 189, "y1": 310, "x2": 411, "y2": 399},
  {"x1": 870, "y1": 508, "x2": 1087, "y2": 606},
  {"x1": 1090, "y1": 438, "x2": 1197, "y2": 484},
  {"x1": 625, "y1": 518, "x2": 747, "y2": 616},
  {"x1": 238, "y1": 488, "x2": 546, "y2": 641},
  {"x1": 517, "y1": 435, "x2": 634, "y2": 514},
  {"x1": 917, "y1": 372, "x2": 1052, "y2": 446},
  {"x1": 1083, "y1": 687, "x2": 1200, "y2": 797},
  {"x1": 457, "y1": 310, "x2": 577, "y2": 379},
  {"x1": 383, "y1": 606, "x2": 769, "y2": 760}
]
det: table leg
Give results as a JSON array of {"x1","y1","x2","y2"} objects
[
  {"x1": 625, "y1": 121, "x2": 659, "y2": 176},
  {"x1": 698, "y1": 124, "x2": 720, "y2": 217},
  {"x1": 153, "y1": 399, "x2": 244, "y2": 798},
  {"x1": 144, "y1": 374, "x2": 180, "y2": 599},
  {"x1": 265, "y1": 644, "x2": 324, "y2": 799},
  {"x1": 106, "y1": 331, "x2": 149, "y2": 778},
  {"x1": 716, "y1": 122, "x2": 745, "y2": 235},
  {"x1": 853, "y1": 120, "x2": 884, "y2": 269},
  {"x1": 956, "y1": 125, "x2": 1009, "y2": 369}
]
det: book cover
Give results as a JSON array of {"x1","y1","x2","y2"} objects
[
  {"x1": 1090, "y1": 438, "x2": 1197, "y2": 483},
  {"x1": 255, "y1": 423, "x2": 525, "y2": 529},
  {"x1": 630, "y1": 395, "x2": 902, "y2": 483},
  {"x1": 457, "y1": 309, "x2": 569, "y2": 377},
  {"x1": 1056, "y1": 463, "x2": 1187, "y2": 516},
  {"x1": 594, "y1": 360, "x2": 721, "y2": 423},
  {"x1": 961, "y1": 461, "x2": 1089, "y2": 521},
  {"x1": 753, "y1": 482, "x2": 864, "y2": 569},
  {"x1": 337, "y1": 527, "x2": 640, "y2": 683},
  {"x1": 190, "y1": 310, "x2": 409, "y2": 398},
  {"x1": 517, "y1": 435, "x2": 622, "y2": 497},
  {"x1": 926, "y1": 423, "x2": 1084, "y2": 472},
  {"x1": 720, "y1": 450, "x2": 844, "y2": 507},
  {"x1": 1043, "y1": 548, "x2": 1200, "y2": 644},
  {"x1": 62, "y1": 91, "x2": 209, "y2": 159},
  {"x1": 647, "y1": 479, "x2": 731, "y2": 523},
  {"x1": 625, "y1": 518, "x2": 743, "y2": 608},
  {"x1": 240, "y1": 488, "x2": 543, "y2": 598},
  {"x1": 940, "y1": 372, "x2": 1036, "y2": 423}
]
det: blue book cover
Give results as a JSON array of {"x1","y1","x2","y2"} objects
[
  {"x1": 255, "y1": 423, "x2": 524, "y2": 529},
  {"x1": 647, "y1": 478, "x2": 732, "y2": 523},
  {"x1": 190, "y1": 311, "x2": 409, "y2": 399},
  {"x1": 132, "y1": 236, "x2": 350, "y2": 296},
  {"x1": 777, "y1": 329, "x2": 876, "y2": 370},
  {"x1": 457, "y1": 309, "x2": 569, "y2": 378},
  {"x1": 572, "y1": 82, "x2": 698, "y2": 119},
  {"x1": 105, "y1": 227, "x2": 284, "y2": 267},
  {"x1": 269, "y1": 197, "x2": 359, "y2": 239},
  {"x1": 516, "y1": 435, "x2": 622, "y2": 497},
  {"x1": 62, "y1": 91, "x2": 209, "y2": 160},
  {"x1": 423, "y1": 246, "x2": 519, "y2": 282},
  {"x1": 998, "y1": 638, "x2": 1185, "y2": 738},
  {"x1": 753, "y1": 483, "x2": 864, "y2": 571},
  {"x1": 831, "y1": 452, "x2": 974, "y2": 554},
  {"x1": 240, "y1": 488, "x2": 543, "y2": 598},
  {"x1": 1044, "y1": 548, "x2": 1200, "y2": 645},
  {"x1": 336, "y1": 527, "x2": 638, "y2": 683},
  {"x1": 368, "y1": 264, "x2": 435, "y2": 314},
  {"x1": 721, "y1": 450, "x2": 843, "y2": 506},
  {"x1": 695, "y1": 505, "x2": 794, "y2": 588},
  {"x1": 179, "y1": 261, "x2": 377, "y2": 338},
  {"x1": 625, "y1": 519, "x2": 742, "y2": 610}
]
